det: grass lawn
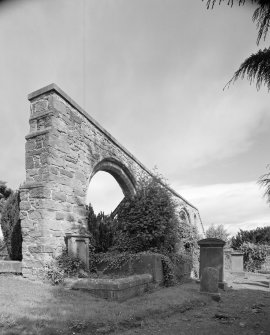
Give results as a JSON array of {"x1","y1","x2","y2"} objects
[{"x1": 0, "y1": 274, "x2": 208, "y2": 335}]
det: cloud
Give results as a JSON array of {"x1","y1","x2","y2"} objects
[{"x1": 178, "y1": 181, "x2": 270, "y2": 236}]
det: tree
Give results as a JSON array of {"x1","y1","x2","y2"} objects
[
  {"x1": 1, "y1": 191, "x2": 22, "y2": 260},
  {"x1": 205, "y1": 223, "x2": 230, "y2": 241},
  {"x1": 0, "y1": 180, "x2": 12, "y2": 214},
  {"x1": 258, "y1": 166, "x2": 270, "y2": 203},
  {"x1": 204, "y1": 1, "x2": 270, "y2": 204},
  {"x1": 113, "y1": 175, "x2": 180, "y2": 254},
  {"x1": 203, "y1": 0, "x2": 270, "y2": 90},
  {"x1": 231, "y1": 226, "x2": 270, "y2": 249}
]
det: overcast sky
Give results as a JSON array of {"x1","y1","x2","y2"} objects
[{"x1": 1, "y1": 0, "x2": 270, "y2": 236}]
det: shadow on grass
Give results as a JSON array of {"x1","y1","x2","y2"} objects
[{"x1": 0, "y1": 276, "x2": 209, "y2": 335}]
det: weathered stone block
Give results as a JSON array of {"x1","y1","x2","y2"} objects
[
  {"x1": 26, "y1": 157, "x2": 34, "y2": 169},
  {"x1": 28, "y1": 245, "x2": 54, "y2": 253},
  {"x1": 20, "y1": 201, "x2": 31, "y2": 211},
  {"x1": 52, "y1": 99, "x2": 67, "y2": 114},
  {"x1": 56, "y1": 212, "x2": 65, "y2": 220},
  {"x1": 28, "y1": 210, "x2": 42, "y2": 221},
  {"x1": 33, "y1": 100, "x2": 48, "y2": 114},
  {"x1": 60, "y1": 169, "x2": 73, "y2": 178},
  {"x1": 29, "y1": 187, "x2": 51, "y2": 199},
  {"x1": 198, "y1": 238, "x2": 225, "y2": 284},
  {"x1": 69, "y1": 274, "x2": 153, "y2": 301},
  {"x1": 200, "y1": 267, "x2": 219, "y2": 293},
  {"x1": 52, "y1": 191, "x2": 66, "y2": 202},
  {"x1": 66, "y1": 234, "x2": 90, "y2": 269},
  {"x1": 0, "y1": 261, "x2": 22, "y2": 274}
]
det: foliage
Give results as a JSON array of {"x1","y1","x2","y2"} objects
[
  {"x1": 205, "y1": 224, "x2": 230, "y2": 242},
  {"x1": 87, "y1": 204, "x2": 115, "y2": 253},
  {"x1": 0, "y1": 181, "x2": 12, "y2": 213},
  {"x1": 231, "y1": 226, "x2": 270, "y2": 249},
  {"x1": 95, "y1": 251, "x2": 140, "y2": 274},
  {"x1": 44, "y1": 249, "x2": 87, "y2": 285},
  {"x1": 0, "y1": 191, "x2": 22, "y2": 260},
  {"x1": 176, "y1": 223, "x2": 201, "y2": 279},
  {"x1": 43, "y1": 261, "x2": 65, "y2": 285},
  {"x1": 56, "y1": 249, "x2": 86, "y2": 276},
  {"x1": 94, "y1": 251, "x2": 176, "y2": 286},
  {"x1": 161, "y1": 255, "x2": 175, "y2": 286},
  {"x1": 86, "y1": 173, "x2": 200, "y2": 286},
  {"x1": 203, "y1": 0, "x2": 270, "y2": 90},
  {"x1": 240, "y1": 242, "x2": 269, "y2": 272},
  {"x1": 113, "y1": 174, "x2": 179, "y2": 254},
  {"x1": 258, "y1": 166, "x2": 270, "y2": 203}
]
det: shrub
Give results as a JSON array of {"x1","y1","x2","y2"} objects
[
  {"x1": 231, "y1": 226, "x2": 270, "y2": 249},
  {"x1": 0, "y1": 191, "x2": 22, "y2": 260},
  {"x1": 56, "y1": 249, "x2": 86, "y2": 277},
  {"x1": 43, "y1": 261, "x2": 65, "y2": 285},
  {"x1": 87, "y1": 205, "x2": 115, "y2": 253},
  {"x1": 240, "y1": 242, "x2": 268, "y2": 272},
  {"x1": 43, "y1": 249, "x2": 87, "y2": 285},
  {"x1": 86, "y1": 172, "x2": 200, "y2": 286},
  {"x1": 113, "y1": 175, "x2": 179, "y2": 254},
  {"x1": 0, "y1": 181, "x2": 12, "y2": 214}
]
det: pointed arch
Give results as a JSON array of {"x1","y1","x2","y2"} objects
[{"x1": 90, "y1": 157, "x2": 136, "y2": 197}]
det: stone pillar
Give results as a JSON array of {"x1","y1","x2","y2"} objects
[
  {"x1": 198, "y1": 238, "x2": 226, "y2": 289},
  {"x1": 65, "y1": 234, "x2": 90, "y2": 270},
  {"x1": 20, "y1": 84, "x2": 90, "y2": 279}
]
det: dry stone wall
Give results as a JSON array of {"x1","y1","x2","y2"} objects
[{"x1": 20, "y1": 84, "x2": 203, "y2": 278}]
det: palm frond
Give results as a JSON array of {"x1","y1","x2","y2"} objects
[
  {"x1": 253, "y1": 3, "x2": 270, "y2": 44},
  {"x1": 203, "y1": 0, "x2": 253, "y2": 10},
  {"x1": 203, "y1": 0, "x2": 270, "y2": 44},
  {"x1": 258, "y1": 168, "x2": 270, "y2": 204},
  {"x1": 224, "y1": 47, "x2": 270, "y2": 90}
]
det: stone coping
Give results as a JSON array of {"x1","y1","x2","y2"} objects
[
  {"x1": 198, "y1": 238, "x2": 226, "y2": 247},
  {"x1": 65, "y1": 234, "x2": 91, "y2": 239},
  {"x1": 231, "y1": 252, "x2": 244, "y2": 256},
  {"x1": 68, "y1": 273, "x2": 152, "y2": 291},
  {"x1": 27, "y1": 83, "x2": 198, "y2": 211}
]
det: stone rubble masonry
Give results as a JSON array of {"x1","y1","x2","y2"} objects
[{"x1": 20, "y1": 83, "x2": 204, "y2": 279}]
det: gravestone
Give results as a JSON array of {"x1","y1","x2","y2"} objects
[
  {"x1": 200, "y1": 266, "x2": 219, "y2": 293},
  {"x1": 231, "y1": 252, "x2": 244, "y2": 274},
  {"x1": 65, "y1": 234, "x2": 90, "y2": 270},
  {"x1": 198, "y1": 238, "x2": 226, "y2": 289}
]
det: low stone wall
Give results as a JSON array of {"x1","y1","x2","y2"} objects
[
  {"x1": 97, "y1": 253, "x2": 164, "y2": 284},
  {"x1": 174, "y1": 257, "x2": 192, "y2": 281},
  {"x1": 0, "y1": 261, "x2": 22, "y2": 273},
  {"x1": 69, "y1": 274, "x2": 152, "y2": 301}
]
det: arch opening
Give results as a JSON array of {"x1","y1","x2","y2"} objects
[
  {"x1": 86, "y1": 158, "x2": 136, "y2": 214},
  {"x1": 86, "y1": 171, "x2": 124, "y2": 214},
  {"x1": 179, "y1": 208, "x2": 191, "y2": 225}
]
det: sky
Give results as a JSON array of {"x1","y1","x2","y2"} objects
[{"x1": 0, "y1": 0, "x2": 270, "y2": 236}]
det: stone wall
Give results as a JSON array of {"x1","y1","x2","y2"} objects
[{"x1": 20, "y1": 84, "x2": 203, "y2": 278}]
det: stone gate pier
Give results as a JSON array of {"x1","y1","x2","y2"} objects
[{"x1": 19, "y1": 84, "x2": 204, "y2": 278}]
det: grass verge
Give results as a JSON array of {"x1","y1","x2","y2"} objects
[{"x1": 0, "y1": 274, "x2": 209, "y2": 335}]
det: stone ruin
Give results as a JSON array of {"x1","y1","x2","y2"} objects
[{"x1": 19, "y1": 84, "x2": 204, "y2": 278}]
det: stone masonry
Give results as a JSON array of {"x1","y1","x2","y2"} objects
[{"x1": 20, "y1": 84, "x2": 204, "y2": 278}]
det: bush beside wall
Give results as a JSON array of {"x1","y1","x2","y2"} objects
[{"x1": 0, "y1": 191, "x2": 22, "y2": 260}]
